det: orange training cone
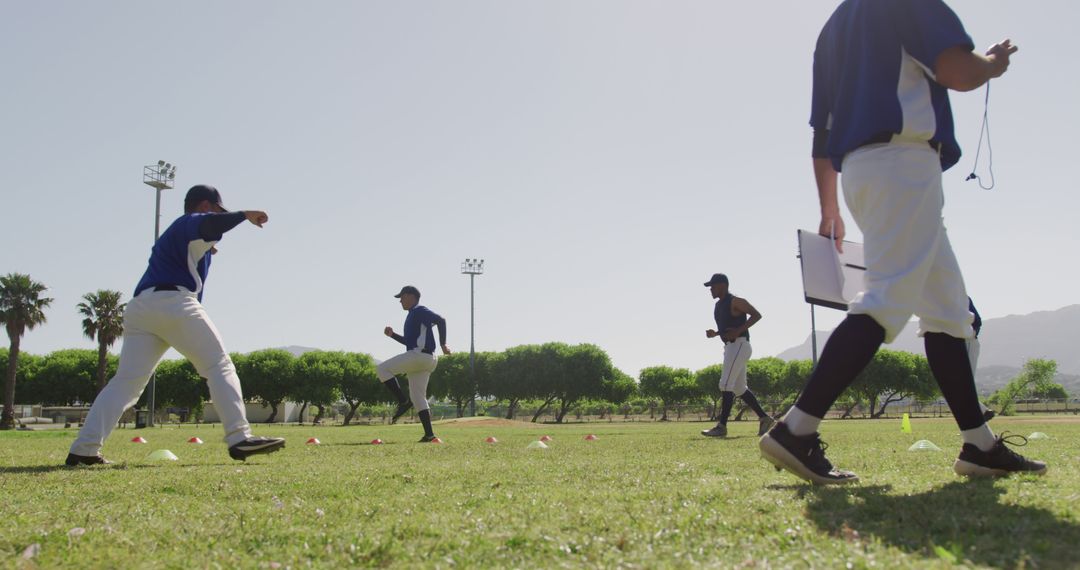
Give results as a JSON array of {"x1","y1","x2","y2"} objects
[
  {"x1": 431, "y1": 437, "x2": 444, "y2": 444},
  {"x1": 485, "y1": 436, "x2": 498, "y2": 444},
  {"x1": 187, "y1": 437, "x2": 203, "y2": 444},
  {"x1": 370, "y1": 438, "x2": 383, "y2": 445},
  {"x1": 131, "y1": 436, "x2": 147, "y2": 444},
  {"x1": 306, "y1": 437, "x2": 321, "y2": 445},
  {"x1": 539, "y1": 435, "x2": 553, "y2": 442},
  {"x1": 584, "y1": 434, "x2": 598, "y2": 441}
]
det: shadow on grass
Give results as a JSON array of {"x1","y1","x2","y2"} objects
[
  {"x1": 0, "y1": 463, "x2": 159, "y2": 475},
  {"x1": 800, "y1": 479, "x2": 1078, "y2": 568}
]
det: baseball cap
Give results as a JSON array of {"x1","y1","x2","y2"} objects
[
  {"x1": 394, "y1": 285, "x2": 421, "y2": 299},
  {"x1": 184, "y1": 185, "x2": 227, "y2": 212},
  {"x1": 703, "y1": 273, "x2": 729, "y2": 287}
]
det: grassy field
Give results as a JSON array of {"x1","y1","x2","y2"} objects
[{"x1": 1, "y1": 417, "x2": 1078, "y2": 569}]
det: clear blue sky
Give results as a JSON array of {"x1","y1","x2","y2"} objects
[{"x1": 3, "y1": 1, "x2": 1077, "y2": 377}]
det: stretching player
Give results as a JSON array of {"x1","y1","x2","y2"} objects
[
  {"x1": 378, "y1": 285, "x2": 450, "y2": 442},
  {"x1": 700, "y1": 274, "x2": 775, "y2": 438},
  {"x1": 760, "y1": 0, "x2": 1045, "y2": 484},
  {"x1": 67, "y1": 185, "x2": 285, "y2": 465}
]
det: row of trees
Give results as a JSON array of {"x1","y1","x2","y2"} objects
[
  {"x1": 1, "y1": 272, "x2": 125, "y2": 429},
  {"x1": 3, "y1": 272, "x2": 1068, "y2": 428}
]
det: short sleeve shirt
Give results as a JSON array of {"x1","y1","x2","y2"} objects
[{"x1": 811, "y1": 0, "x2": 974, "y2": 171}]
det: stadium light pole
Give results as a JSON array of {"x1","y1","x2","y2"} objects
[
  {"x1": 142, "y1": 160, "x2": 177, "y2": 427},
  {"x1": 460, "y1": 258, "x2": 484, "y2": 416}
]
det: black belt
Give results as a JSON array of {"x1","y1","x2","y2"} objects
[
  {"x1": 153, "y1": 285, "x2": 180, "y2": 292},
  {"x1": 861, "y1": 132, "x2": 942, "y2": 153}
]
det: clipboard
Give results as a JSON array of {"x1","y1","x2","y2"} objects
[{"x1": 797, "y1": 229, "x2": 866, "y2": 311}]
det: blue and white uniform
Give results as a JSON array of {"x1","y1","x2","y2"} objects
[
  {"x1": 811, "y1": 0, "x2": 975, "y2": 343},
  {"x1": 377, "y1": 305, "x2": 446, "y2": 413},
  {"x1": 71, "y1": 211, "x2": 254, "y2": 456}
]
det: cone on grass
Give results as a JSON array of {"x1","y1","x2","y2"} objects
[
  {"x1": 187, "y1": 437, "x2": 203, "y2": 444},
  {"x1": 527, "y1": 440, "x2": 548, "y2": 449},
  {"x1": 306, "y1": 438, "x2": 321, "y2": 445},
  {"x1": 908, "y1": 440, "x2": 941, "y2": 452},
  {"x1": 539, "y1": 435, "x2": 553, "y2": 442},
  {"x1": 131, "y1": 436, "x2": 147, "y2": 444},
  {"x1": 146, "y1": 449, "x2": 178, "y2": 461},
  {"x1": 430, "y1": 437, "x2": 444, "y2": 444},
  {"x1": 900, "y1": 413, "x2": 912, "y2": 434},
  {"x1": 485, "y1": 436, "x2": 498, "y2": 444},
  {"x1": 584, "y1": 434, "x2": 598, "y2": 441},
  {"x1": 1028, "y1": 432, "x2": 1049, "y2": 440},
  {"x1": 370, "y1": 439, "x2": 383, "y2": 445}
]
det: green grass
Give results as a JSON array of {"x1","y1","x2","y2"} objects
[{"x1": 2, "y1": 417, "x2": 1078, "y2": 569}]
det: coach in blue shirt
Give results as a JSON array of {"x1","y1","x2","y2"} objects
[{"x1": 760, "y1": 0, "x2": 1045, "y2": 485}]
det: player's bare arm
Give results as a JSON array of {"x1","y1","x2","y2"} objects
[
  {"x1": 722, "y1": 297, "x2": 761, "y2": 342},
  {"x1": 935, "y1": 39, "x2": 1017, "y2": 92},
  {"x1": 814, "y1": 157, "x2": 845, "y2": 253}
]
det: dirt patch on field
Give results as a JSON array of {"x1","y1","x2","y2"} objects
[{"x1": 433, "y1": 417, "x2": 540, "y2": 428}]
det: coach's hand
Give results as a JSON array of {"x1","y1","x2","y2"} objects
[
  {"x1": 384, "y1": 326, "x2": 394, "y2": 337},
  {"x1": 441, "y1": 344, "x2": 452, "y2": 355},
  {"x1": 244, "y1": 210, "x2": 269, "y2": 228},
  {"x1": 819, "y1": 215, "x2": 845, "y2": 254},
  {"x1": 706, "y1": 329, "x2": 718, "y2": 339}
]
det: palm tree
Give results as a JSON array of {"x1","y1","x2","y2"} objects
[
  {"x1": 77, "y1": 290, "x2": 126, "y2": 396},
  {"x1": 0, "y1": 273, "x2": 53, "y2": 429}
]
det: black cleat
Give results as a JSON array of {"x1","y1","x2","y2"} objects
[
  {"x1": 228, "y1": 436, "x2": 286, "y2": 461},
  {"x1": 983, "y1": 408, "x2": 996, "y2": 422},
  {"x1": 65, "y1": 453, "x2": 112, "y2": 466},
  {"x1": 418, "y1": 434, "x2": 438, "y2": 443},
  {"x1": 701, "y1": 424, "x2": 727, "y2": 438},
  {"x1": 759, "y1": 422, "x2": 858, "y2": 485},
  {"x1": 391, "y1": 401, "x2": 413, "y2": 424},
  {"x1": 954, "y1": 433, "x2": 1047, "y2": 477}
]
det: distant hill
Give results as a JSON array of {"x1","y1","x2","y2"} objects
[{"x1": 775, "y1": 305, "x2": 1080, "y2": 396}]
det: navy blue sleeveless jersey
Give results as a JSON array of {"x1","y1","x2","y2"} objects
[{"x1": 714, "y1": 294, "x2": 749, "y2": 341}]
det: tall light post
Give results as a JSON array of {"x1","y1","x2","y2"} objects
[
  {"x1": 460, "y1": 258, "x2": 484, "y2": 416},
  {"x1": 142, "y1": 160, "x2": 177, "y2": 427}
]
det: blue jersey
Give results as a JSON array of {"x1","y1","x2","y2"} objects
[
  {"x1": 401, "y1": 306, "x2": 445, "y2": 353},
  {"x1": 133, "y1": 214, "x2": 218, "y2": 301},
  {"x1": 811, "y1": 0, "x2": 974, "y2": 172}
]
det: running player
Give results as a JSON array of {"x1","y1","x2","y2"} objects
[{"x1": 377, "y1": 285, "x2": 450, "y2": 442}]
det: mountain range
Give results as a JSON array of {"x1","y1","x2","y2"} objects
[{"x1": 775, "y1": 305, "x2": 1080, "y2": 396}]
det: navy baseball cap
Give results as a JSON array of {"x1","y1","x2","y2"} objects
[
  {"x1": 703, "y1": 273, "x2": 729, "y2": 287},
  {"x1": 184, "y1": 185, "x2": 227, "y2": 212},
  {"x1": 394, "y1": 285, "x2": 421, "y2": 299}
]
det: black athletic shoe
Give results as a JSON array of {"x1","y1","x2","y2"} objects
[
  {"x1": 65, "y1": 453, "x2": 112, "y2": 466},
  {"x1": 954, "y1": 433, "x2": 1047, "y2": 477},
  {"x1": 983, "y1": 408, "x2": 996, "y2": 422},
  {"x1": 701, "y1": 424, "x2": 727, "y2": 438},
  {"x1": 228, "y1": 436, "x2": 286, "y2": 461},
  {"x1": 418, "y1": 434, "x2": 438, "y2": 443},
  {"x1": 391, "y1": 401, "x2": 413, "y2": 424},
  {"x1": 759, "y1": 422, "x2": 858, "y2": 485},
  {"x1": 758, "y1": 416, "x2": 777, "y2": 437}
]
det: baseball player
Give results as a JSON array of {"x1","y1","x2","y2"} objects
[
  {"x1": 760, "y1": 0, "x2": 1045, "y2": 484},
  {"x1": 66, "y1": 185, "x2": 285, "y2": 465},
  {"x1": 377, "y1": 285, "x2": 450, "y2": 442},
  {"x1": 700, "y1": 274, "x2": 774, "y2": 438}
]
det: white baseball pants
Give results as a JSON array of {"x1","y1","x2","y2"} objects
[
  {"x1": 841, "y1": 141, "x2": 973, "y2": 343},
  {"x1": 719, "y1": 338, "x2": 752, "y2": 395},
  {"x1": 70, "y1": 289, "x2": 253, "y2": 456},
  {"x1": 377, "y1": 350, "x2": 437, "y2": 412}
]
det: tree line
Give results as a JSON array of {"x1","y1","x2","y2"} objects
[{"x1": 1, "y1": 272, "x2": 1068, "y2": 428}]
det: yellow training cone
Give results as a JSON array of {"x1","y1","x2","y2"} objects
[{"x1": 900, "y1": 413, "x2": 912, "y2": 434}]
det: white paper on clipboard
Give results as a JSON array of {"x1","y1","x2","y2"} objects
[{"x1": 797, "y1": 229, "x2": 866, "y2": 311}]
